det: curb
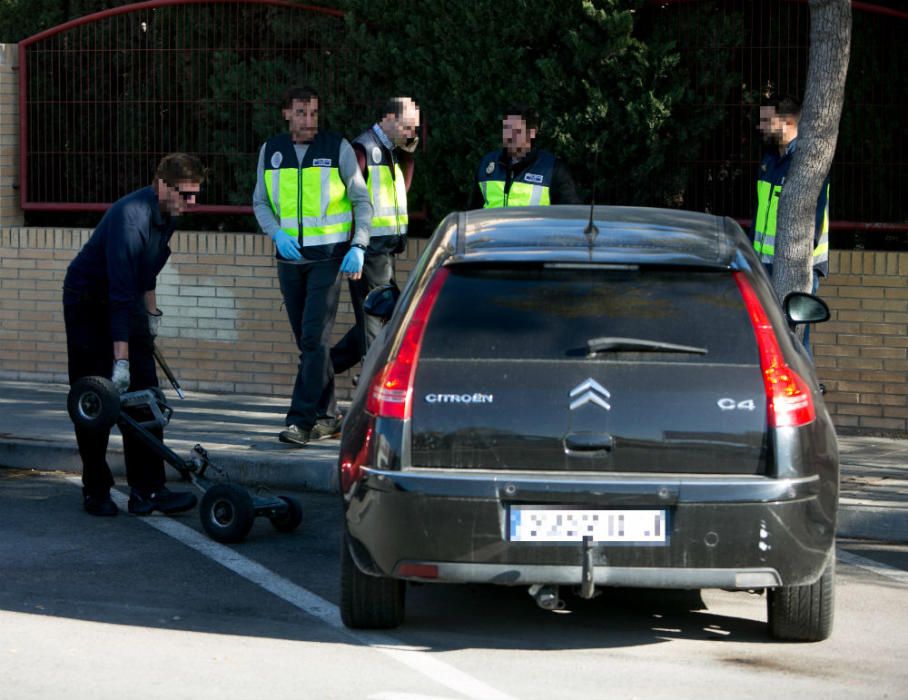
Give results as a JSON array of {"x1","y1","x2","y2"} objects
[
  {"x1": 838, "y1": 504, "x2": 908, "y2": 543},
  {"x1": 0, "y1": 437, "x2": 338, "y2": 494}
]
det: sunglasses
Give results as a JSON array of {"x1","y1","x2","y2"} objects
[{"x1": 166, "y1": 182, "x2": 202, "y2": 201}]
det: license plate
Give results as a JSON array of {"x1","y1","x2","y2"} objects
[{"x1": 509, "y1": 507, "x2": 667, "y2": 544}]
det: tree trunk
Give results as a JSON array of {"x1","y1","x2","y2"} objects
[{"x1": 772, "y1": 0, "x2": 851, "y2": 303}]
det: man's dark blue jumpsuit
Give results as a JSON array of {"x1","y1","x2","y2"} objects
[{"x1": 63, "y1": 186, "x2": 172, "y2": 500}]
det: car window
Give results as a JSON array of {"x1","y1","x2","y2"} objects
[{"x1": 420, "y1": 266, "x2": 759, "y2": 364}]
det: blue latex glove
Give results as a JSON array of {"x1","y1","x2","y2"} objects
[
  {"x1": 272, "y1": 231, "x2": 301, "y2": 261},
  {"x1": 340, "y1": 246, "x2": 365, "y2": 277}
]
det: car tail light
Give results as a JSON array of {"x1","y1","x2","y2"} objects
[
  {"x1": 366, "y1": 268, "x2": 450, "y2": 420},
  {"x1": 734, "y1": 272, "x2": 816, "y2": 428},
  {"x1": 340, "y1": 422, "x2": 373, "y2": 494}
]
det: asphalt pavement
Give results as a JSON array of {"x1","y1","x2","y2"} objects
[{"x1": 0, "y1": 379, "x2": 905, "y2": 542}]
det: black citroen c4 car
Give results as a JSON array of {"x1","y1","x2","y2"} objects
[{"x1": 338, "y1": 206, "x2": 838, "y2": 641}]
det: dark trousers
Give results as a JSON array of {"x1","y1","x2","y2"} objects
[
  {"x1": 331, "y1": 252, "x2": 394, "y2": 374},
  {"x1": 277, "y1": 259, "x2": 342, "y2": 429},
  {"x1": 63, "y1": 300, "x2": 165, "y2": 497}
]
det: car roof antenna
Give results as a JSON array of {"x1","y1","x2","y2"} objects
[{"x1": 583, "y1": 149, "x2": 599, "y2": 250}]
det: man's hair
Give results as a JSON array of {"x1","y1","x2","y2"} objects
[
  {"x1": 154, "y1": 152, "x2": 206, "y2": 186},
  {"x1": 502, "y1": 105, "x2": 539, "y2": 132},
  {"x1": 282, "y1": 86, "x2": 319, "y2": 109},
  {"x1": 378, "y1": 97, "x2": 412, "y2": 121},
  {"x1": 766, "y1": 95, "x2": 801, "y2": 120}
]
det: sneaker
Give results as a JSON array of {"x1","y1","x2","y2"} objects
[
  {"x1": 128, "y1": 486, "x2": 198, "y2": 515},
  {"x1": 83, "y1": 491, "x2": 118, "y2": 517},
  {"x1": 311, "y1": 415, "x2": 343, "y2": 440},
  {"x1": 278, "y1": 424, "x2": 311, "y2": 447}
]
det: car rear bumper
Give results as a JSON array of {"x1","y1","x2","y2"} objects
[{"x1": 344, "y1": 468, "x2": 838, "y2": 589}]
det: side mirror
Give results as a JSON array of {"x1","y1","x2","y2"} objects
[
  {"x1": 783, "y1": 292, "x2": 830, "y2": 328},
  {"x1": 363, "y1": 282, "x2": 400, "y2": 322}
]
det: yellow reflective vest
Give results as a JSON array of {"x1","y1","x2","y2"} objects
[
  {"x1": 263, "y1": 131, "x2": 353, "y2": 260},
  {"x1": 752, "y1": 141, "x2": 830, "y2": 277},
  {"x1": 354, "y1": 127, "x2": 407, "y2": 252},
  {"x1": 477, "y1": 149, "x2": 555, "y2": 208}
]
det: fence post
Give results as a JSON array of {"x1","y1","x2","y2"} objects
[{"x1": 0, "y1": 43, "x2": 23, "y2": 227}]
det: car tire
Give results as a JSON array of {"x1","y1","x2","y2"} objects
[
  {"x1": 767, "y1": 555, "x2": 834, "y2": 642},
  {"x1": 340, "y1": 533, "x2": 405, "y2": 629}
]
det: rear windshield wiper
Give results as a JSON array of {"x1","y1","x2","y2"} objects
[{"x1": 587, "y1": 336, "x2": 708, "y2": 355}]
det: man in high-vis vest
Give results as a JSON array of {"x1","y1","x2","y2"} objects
[
  {"x1": 331, "y1": 97, "x2": 420, "y2": 377},
  {"x1": 472, "y1": 107, "x2": 580, "y2": 209},
  {"x1": 253, "y1": 86, "x2": 373, "y2": 447},
  {"x1": 750, "y1": 96, "x2": 830, "y2": 353}
]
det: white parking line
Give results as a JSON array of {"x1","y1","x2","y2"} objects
[
  {"x1": 837, "y1": 549, "x2": 908, "y2": 585},
  {"x1": 67, "y1": 478, "x2": 517, "y2": 700}
]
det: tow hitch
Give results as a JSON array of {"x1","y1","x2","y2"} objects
[
  {"x1": 529, "y1": 537, "x2": 602, "y2": 610},
  {"x1": 579, "y1": 535, "x2": 599, "y2": 600}
]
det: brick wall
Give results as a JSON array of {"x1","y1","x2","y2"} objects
[
  {"x1": 0, "y1": 227, "x2": 429, "y2": 405},
  {"x1": 812, "y1": 251, "x2": 908, "y2": 433},
  {"x1": 1, "y1": 229, "x2": 906, "y2": 434}
]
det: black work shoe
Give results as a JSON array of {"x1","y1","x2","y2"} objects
[
  {"x1": 128, "y1": 487, "x2": 198, "y2": 516},
  {"x1": 278, "y1": 424, "x2": 311, "y2": 447},
  {"x1": 311, "y1": 415, "x2": 343, "y2": 440},
  {"x1": 83, "y1": 492, "x2": 118, "y2": 517}
]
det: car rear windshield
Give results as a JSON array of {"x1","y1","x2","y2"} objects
[{"x1": 420, "y1": 265, "x2": 759, "y2": 364}]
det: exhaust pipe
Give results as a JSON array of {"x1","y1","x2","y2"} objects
[{"x1": 528, "y1": 584, "x2": 564, "y2": 611}]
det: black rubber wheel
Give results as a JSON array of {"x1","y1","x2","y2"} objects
[
  {"x1": 67, "y1": 376, "x2": 121, "y2": 433},
  {"x1": 340, "y1": 533, "x2": 405, "y2": 629},
  {"x1": 199, "y1": 484, "x2": 255, "y2": 544},
  {"x1": 768, "y1": 555, "x2": 835, "y2": 642},
  {"x1": 269, "y1": 496, "x2": 303, "y2": 533}
]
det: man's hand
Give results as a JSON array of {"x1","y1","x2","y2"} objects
[
  {"x1": 340, "y1": 246, "x2": 365, "y2": 280},
  {"x1": 147, "y1": 309, "x2": 163, "y2": 337},
  {"x1": 111, "y1": 359, "x2": 130, "y2": 393},
  {"x1": 399, "y1": 136, "x2": 419, "y2": 154},
  {"x1": 271, "y1": 230, "x2": 302, "y2": 261}
]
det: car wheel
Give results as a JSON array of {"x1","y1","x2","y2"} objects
[
  {"x1": 767, "y1": 556, "x2": 834, "y2": 642},
  {"x1": 199, "y1": 484, "x2": 255, "y2": 544},
  {"x1": 340, "y1": 533, "x2": 405, "y2": 629}
]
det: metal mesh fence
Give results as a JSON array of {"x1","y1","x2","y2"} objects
[
  {"x1": 19, "y1": 0, "x2": 356, "y2": 214},
  {"x1": 648, "y1": 0, "x2": 907, "y2": 237},
  {"x1": 18, "y1": 0, "x2": 908, "y2": 238}
]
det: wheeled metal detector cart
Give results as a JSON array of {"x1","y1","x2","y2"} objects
[{"x1": 66, "y1": 376, "x2": 302, "y2": 544}]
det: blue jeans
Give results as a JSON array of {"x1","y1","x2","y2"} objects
[{"x1": 277, "y1": 259, "x2": 342, "y2": 430}]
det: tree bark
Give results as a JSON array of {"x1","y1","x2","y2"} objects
[{"x1": 772, "y1": 0, "x2": 851, "y2": 303}]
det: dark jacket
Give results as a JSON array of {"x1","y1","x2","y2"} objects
[{"x1": 63, "y1": 186, "x2": 174, "y2": 342}]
